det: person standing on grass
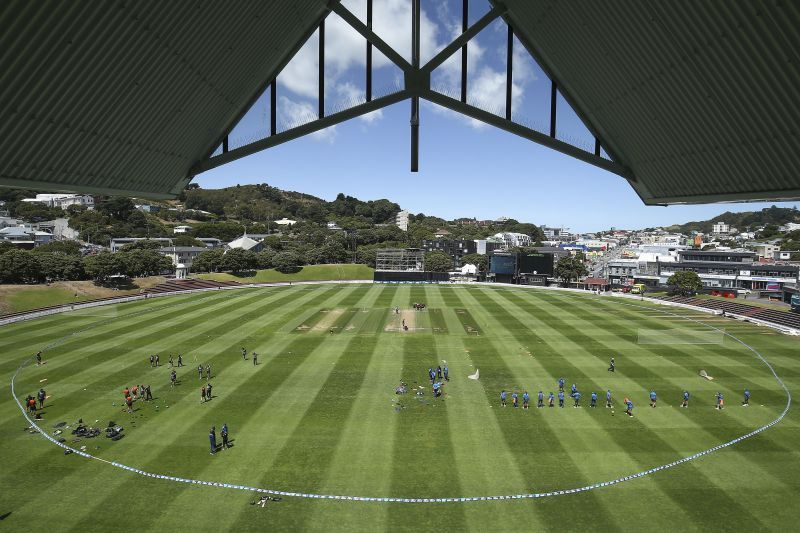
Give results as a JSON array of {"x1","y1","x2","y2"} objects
[
  {"x1": 37, "y1": 388, "x2": 46, "y2": 409},
  {"x1": 146, "y1": 385, "x2": 153, "y2": 400},
  {"x1": 123, "y1": 386, "x2": 130, "y2": 399},
  {"x1": 206, "y1": 364, "x2": 212, "y2": 380},
  {"x1": 716, "y1": 392, "x2": 724, "y2": 410},
  {"x1": 743, "y1": 388, "x2": 750, "y2": 406},
  {"x1": 571, "y1": 383, "x2": 578, "y2": 396},
  {"x1": 437, "y1": 366, "x2": 443, "y2": 380},
  {"x1": 428, "y1": 368, "x2": 435, "y2": 383},
  {"x1": 209, "y1": 426, "x2": 217, "y2": 455},
  {"x1": 36, "y1": 351, "x2": 42, "y2": 366},
  {"x1": 512, "y1": 392, "x2": 519, "y2": 408},
  {"x1": 608, "y1": 357, "x2": 615, "y2": 372},
  {"x1": 253, "y1": 352, "x2": 258, "y2": 366},
  {"x1": 573, "y1": 391, "x2": 582, "y2": 408},
  {"x1": 201, "y1": 385, "x2": 207, "y2": 403},
  {"x1": 682, "y1": 390, "x2": 690, "y2": 408},
  {"x1": 125, "y1": 395, "x2": 133, "y2": 413},
  {"x1": 28, "y1": 396, "x2": 37, "y2": 414},
  {"x1": 558, "y1": 378, "x2": 565, "y2": 392},
  {"x1": 149, "y1": 355, "x2": 154, "y2": 367},
  {"x1": 221, "y1": 423, "x2": 229, "y2": 450},
  {"x1": 625, "y1": 397, "x2": 634, "y2": 417},
  {"x1": 206, "y1": 383, "x2": 213, "y2": 400},
  {"x1": 443, "y1": 366, "x2": 449, "y2": 381},
  {"x1": 155, "y1": 354, "x2": 159, "y2": 367},
  {"x1": 242, "y1": 347, "x2": 247, "y2": 360},
  {"x1": 558, "y1": 390, "x2": 565, "y2": 408},
  {"x1": 548, "y1": 392, "x2": 555, "y2": 407},
  {"x1": 178, "y1": 354, "x2": 183, "y2": 367},
  {"x1": 606, "y1": 390, "x2": 613, "y2": 408},
  {"x1": 523, "y1": 391, "x2": 530, "y2": 409},
  {"x1": 500, "y1": 390, "x2": 507, "y2": 407},
  {"x1": 131, "y1": 384, "x2": 139, "y2": 399},
  {"x1": 650, "y1": 390, "x2": 657, "y2": 408},
  {"x1": 590, "y1": 391, "x2": 597, "y2": 408},
  {"x1": 168, "y1": 355, "x2": 174, "y2": 368},
  {"x1": 170, "y1": 370, "x2": 177, "y2": 388},
  {"x1": 537, "y1": 391, "x2": 544, "y2": 408},
  {"x1": 198, "y1": 365, "x2": 203, "y2": 379}
]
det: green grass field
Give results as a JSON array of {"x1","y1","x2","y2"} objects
[
  {"x1": 1, "y1": 284, "x2": 798, "y2": 531},
  {"x1": 197, "y1": 263, "x2": 374, "y2": 283}
]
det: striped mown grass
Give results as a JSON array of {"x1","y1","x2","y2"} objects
[{"x1": 1, "y1": 284, "x2": 797, "y2": 531}]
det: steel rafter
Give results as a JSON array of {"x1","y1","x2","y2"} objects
[{"x1": 194, "y1": 0, "x2": 630, "y2": 183}]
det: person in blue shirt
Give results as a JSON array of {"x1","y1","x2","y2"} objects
[
  {"x1": 558, "y1": 390, "x2": 565, "y2": 408},
  {"x1": 558, "y1": 378, "x2": 565, "y2": 392},
  {"x1": 625, "y1": 398, "x2": 634, "y2": 417},
  {"x1": 606, "y1": 389, "x2": 612, "y2": 408},
  {"x1": 512, "y1": 392, "x2": 519, "y2": 408},
  {"x1": 682, "y1": 390, "x2": 690, "y2": 408},
  {"x1": 590, "y1": 391, "x2": 597, "y2": 407},
  {"x1": 743, "y1": 388, "x2": 750, "y2": 406},
  {"x1": 209, "y1": 426, "x2": 217, "y2": 455},
  {"x1": 522, "y1": 391, "x2": 530, "y2": 409},
  {"x1": 500, "y1": 390, "x2": 507, "y2": 407},
  {"x1": 649, "y1": 390, "x2": 657, "y2": 408},
  {"x1": 537, "y1": 391, "x2": 544, "y2": 408},
  {"x1": 428, "y1": 368, "x2": 435, "y2": 383},
  {"x1": 433, "y1": 382, "x2": 442, "y2": 397},
  {"x1": 548, "y1": 392, "x2": 555, "y2": 407},
  {"x1": 716, "y1": 392, "x2": 724, "y2": 410},
  {"x1": 571, "y1": 383, "x2": 578, "y2": 396},
  {"x1": 443, "y1": 365, "x2": 449, "y2": 381},
  {"x1": 573, "y1": 391, "x2": 582, "y2": 407}
]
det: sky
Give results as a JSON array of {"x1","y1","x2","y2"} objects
[{"x1": 193, "y1": 0, "x2": 799, "y2": 233}]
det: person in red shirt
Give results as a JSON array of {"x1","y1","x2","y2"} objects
[
  {"x1": 125, "y1": 396, "x2": 133, "y2": 413},
  {"x1": 123, "y1": 387, "x2": 130, "y2": 398},
  {"x1": 131, "y1": 385, "x2": 139, "y2": 399},
  {"x1": 28, "y1": 397, "x2": 37, "y2": 414}
]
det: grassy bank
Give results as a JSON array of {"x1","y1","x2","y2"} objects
[{"x1": 196, "y1": 263, "x2": 374, "y2": 283}]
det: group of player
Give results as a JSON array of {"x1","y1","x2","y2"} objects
[
  {"x1": 428, "y1": 365, "x2": 449, "y2": 397},
  {"x1": 501, "y1": 378, "x2": 752, "y2": 417},
  {"x1": 24, "y1": 388, "x2": 47, "y2": 415},
  {"x1": 149, "y1": 353, "x2": 185, "y2": 368},
  {"x1": 122, "y1": 384, "x2": 153, "y2": 412}
]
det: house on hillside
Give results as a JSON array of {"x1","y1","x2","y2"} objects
[{"x1": 226, "y1": 235, "x2": 263, "y2": 252}]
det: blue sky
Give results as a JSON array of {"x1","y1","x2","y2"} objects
[{"x1": 193, "y1": 0, "x2": 799, "y2": 233}]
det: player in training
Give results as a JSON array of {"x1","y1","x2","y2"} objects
[
  {"x1": 522, "y1": 391, "x2": 530, "y2": 409},
  {"x1": 512, "y1": 392, "x2": 519, "y2": 408},
  {"x1": 625, "y1": 397, "x2": 634, "y2": 417},
  {"x1": 500, "y1": 390, "x2": 507, "y2": 407},
  {"x1": 428, "y1": 368, "x2": 435, "y2": 383},
  {"x1": 558, "y1": 378, "x2": 565, "y2": 392},
  {"x1": 537, "y1": 390, "x2": 544, "y2": 408},
  {"x1": 241, "y1": 347, "x2": 247, "y2": 360},
  {"x1": 743, "y1": 388, "x2": 750, "y2": 406},
  {"x1": 571, "y1": 383, "x2": 577, "y2": 396},
  {"x1": 573, "y1": 391, "x2": 582, "y2": 408},
  {"x1": 606, "y1": 389, "x2": 612, "y2": 408},
  {"x1": 590, "y1": 391, "x2": 597, "y2": 407},
  {"x1": 682, "y1": 390, "x2": 690, "y2": 408},
  {"x1": 608, "y1": 357, "x2": 615, "y2": 372},
  {"x1": 649, "y1": 390, "x2": 657, "y2": 408},
  {"x1": 716, "y1": 392, "x2": 725, "y2": 410},
  {"x1": 443, "y1": 365, "x2": 449, "y2": 381},
  {"x1": 548, "y1": 392, "x2": 555, "y2": 407},
  {"x1": 558, "y1": 390, "x2": 565, "y2": 408}
]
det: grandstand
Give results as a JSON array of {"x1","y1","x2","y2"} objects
[{"x1": 659, "y1": 295, "x2": 800, "y2": 331}]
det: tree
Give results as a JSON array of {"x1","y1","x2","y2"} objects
[
  {"x1": 460, "y1": 253, "x2": 489, "y2": 272},
  {"x1": 120, "y1": 239, "x2": 163, "y2": 252},
  {"x1": 0, "y1": 249, "x2": 42, "y2": 283},
  {"x1": 172, "y1": 235, "x2": 205, "y2": 247},
  {"x1": 32, "y1": 240, "x2": 82, "y2": 256},
  {"x1": 219, "y1": 248, "x2": 258, "y2": 274},
  {"x1": 273, "y1": 250, "x2": 302, "y2": 273},
  {"x1": 96, "y1": 197, "x2": 135, "y2": 220},
  {"x1": 667, "y1": 271, "x2": 703, "y2": 296},
  {"x1": 425, "y1": 251, "x2": 453, "y2": 272},
  {"x1": 192, "y1": 248, "x2": 224, "y2": 273},
  {"x1": 256, "y1": 248, "x2": 276, "y2": 269},
  {"x1": 37, "y1": 252, "x2": 84, "y2": 281},
  {"x1": 125, "y1": 249, "x2": 172, "y2": 277},
  {"x1": 554, "y1": 255, "x2": 588, "y2": 286},
  {"x1": 83, "y1": 252, "x2": 128, "y2": 282}
]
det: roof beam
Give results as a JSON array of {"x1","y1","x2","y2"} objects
[
  {"x1": 330, "y1": 2, "x2": 412, "y2": 73},
  {"x1": 192, "y1": 90, "x2": 410, "y2": 175},
  {"x1": 422, "y1": 89, "x2": 633, "y2": 181},
  {"x1": 422, "y1": 5, "x2": 505, "y2": 74}
]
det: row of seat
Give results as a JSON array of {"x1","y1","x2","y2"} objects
[
  {"x1": 144, "y1": 278, "x2": 241, "y2": 294},
  {"x1": 659, "y1": 295, "x2": 800, "y2": 330}
]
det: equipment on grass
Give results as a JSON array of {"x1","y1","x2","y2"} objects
[
  {"x1": 699, "y1": 369, "x2": 714, "y2": 380},
  {"x1": 468, "y1": 369, "x2": 480, "y2": 380}
]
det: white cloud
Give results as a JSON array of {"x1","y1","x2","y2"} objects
[{"x1": 278, "y1": 96, "x2": 337, "y2": 143}]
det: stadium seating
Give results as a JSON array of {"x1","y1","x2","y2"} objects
[
  {"x1": 658, "y1": 295, "x2": 800, "y2": 330},
  {"x1": 143, "y1": 278, "x2": 241, "y2": 294}
]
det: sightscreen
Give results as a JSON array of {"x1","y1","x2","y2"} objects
[
  {"x1": 519, "y1": 253, "x2": 554, "y2": 275},
  {"x1": 490, "y1": 254, "x2": 516, "y2": 275}
]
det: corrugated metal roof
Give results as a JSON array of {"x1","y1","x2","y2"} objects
[
  {"x1": 503, "y1": 0, "x2": 800, "y2": 204},
  {"x1": 1, "y1": 1, "x2": 798, "y2": 205},
  {"x1": 0, "y1": 0, "x2": 326, "y2": 198}
]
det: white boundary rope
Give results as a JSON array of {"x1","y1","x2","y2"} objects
[{"x1": 9, "y1": 284, "x2": 792, "y2": 503}]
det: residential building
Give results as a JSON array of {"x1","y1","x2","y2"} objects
[
  {"x1": 775, "y1": 250, "x2": 800, "y2": 261},
  {"x1": 422, "y1": 239, "x2": 477, "y2": 269},
  {"x1": 474, "y1": 237, "x2": 504, "y2": 255},
  {"x1": 22, "y1": 193, "x2": 94, "y2": 209},
  {"x1": 434, "y1": 228, "x2": 451, "y2": 238},
  {"x1": 712, "y1": 221, "x2": 730, "y2": 234},
  {"x1": 197, "y1": 238, "x2": 222, "y2": 248},
  {"x1": 778, "y1": 222, "x2": 800, "y2": 233},
  {"x1": 135, "y1": 204, "x2": 161, "y2": 213},
  {"x1": 542, "y1": 226, "x2": 571, "y2": 240},
  {"x1": 274, "y1": 218, "x2": 296, "y2": 226},
  {"x1": 0, "y1": 226, "x2": 53, "y2": 248},
  {"x1": 173, "y1": 225, "x2": 192, "y2": 234},
  {"x1": 327, "y1": 221, "x2": 343, "y2": 231},
  {"x1": 110, "y1": 237, "x2": 173, "y2": 252},
  {"x1": 395, "y1": 210, "x2": 409, "y2": 231},
  {"x1": 751, "y1": 243, "x2": 780, "y2": 259},
  {"x1": 226, "y1": 235, "x2": 263, "y2": 252},
  {"x1": 493, "y1": 232, "x2": 532, "y2": 248},
  {"x1": 607, "y1": 258, "x2": 639, "y2": 285},
  {"x1": 159, "y1": 246, "x2": 207, "y2": 270},
  {"x1": 0, "y1": 216, "x2": 22, "y2": 229}
]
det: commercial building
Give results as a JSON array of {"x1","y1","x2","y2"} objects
[
  {"x1": 475, "y1": 237, "x2": 505, "y2": 255},
  {"x1": 711, "y1": 221, "x2": 730, "y2": 234},
  {"x1": 395, "y1": 210, "x2": 409, "y2": 232},
  {"x1": 422, "y1": 239, "x2": 477, "y2": 269},
  {"x1": 493, "y1": 232, "x2": 532, "y2": 248},
  {"x1": 752, "y1": 243, "x2": 780, "y2": 259},
  {"x1": 159, "y1": 246, "x2": 207, "y2": 270},
  {"x1": 542, "y1": 227, "x2": 571, "y2": 240}
]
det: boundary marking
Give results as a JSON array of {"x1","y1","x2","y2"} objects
[{"x1": 9, "y1": 284, "x2": 792, "y2": 503}]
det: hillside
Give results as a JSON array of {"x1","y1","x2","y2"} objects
[{"x1": 663, "y1": 206, "x2": 800, "y2": 234}]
